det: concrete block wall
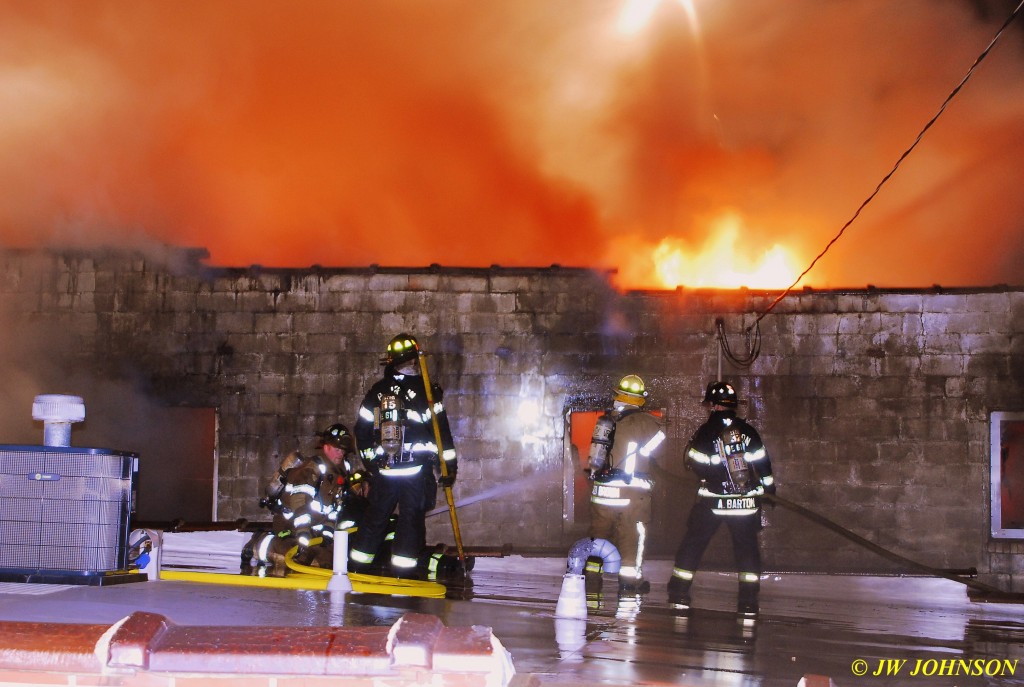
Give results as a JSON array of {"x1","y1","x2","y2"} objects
[{"x1": 0, "y1": 248, "x2": 1021, "y2": 588}]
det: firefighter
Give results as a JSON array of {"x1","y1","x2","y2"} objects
[
  {"x1": 244, "y1": 423, "x2": 365, "y2": 575},
  {"x1": 586, "y1": 374, "x2": 667, "y2": 593},
  {"x1": 668, "y1": 381, "x2": 775, "y2": 616},
  {"x1": 349, "y1": 333, "x2": 458, "y2": 578}
]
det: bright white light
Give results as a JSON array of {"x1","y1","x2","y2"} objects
[
  {"x1": 617, "y1": 0, "x2": 701, "y2": 37},
  {"x1": 518, "y1": 400, "x2": 541, "y2": 426},
  {"x1": 617, "y1": 0, "x2": 661, "y2": 35},
  {"x1": 517, "y1": 399, "x2": 545, "y2": 448}
]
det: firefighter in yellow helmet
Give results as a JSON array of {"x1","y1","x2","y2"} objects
[
  {"x1": 349, "y1": 333, "x2": 458, "y2": 579},
  {"x1": 586, "y1": 374, "x2": 667, "y2": 593}
]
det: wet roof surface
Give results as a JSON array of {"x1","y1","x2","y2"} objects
[{"x1": 1, "y1": 555, "x2": 1023, "y2": 686}]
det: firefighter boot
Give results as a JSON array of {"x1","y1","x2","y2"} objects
[
  {"x1": 437, "y1": 553, "x2": 470, "y2": 579},
  {"x1": 618, "y1": 575, "x2": 650, "y2": 594},
  {"x1": 240, "y1": 547, "x2": 255, "y2": 575},
  {"x1": 420, "y1": 549, "x2": 447, "y2": 581},
  {"x1": 240, "y1": 532, "x2": 262, "y2": 573},
  {"x1": 667, "y1": 576, "x2": 692, "y2": 607},
  {"x1": 267, "y1": 551, "x2": 289, "y2": 577},
  {"x1": 737, "y1": 574, "x2": 760, "y2": 617},
  {"x1": 293, "y1": 546, "x2": 315, "y2": 567}
]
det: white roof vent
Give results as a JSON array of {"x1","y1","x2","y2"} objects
[{"x1": 32, "y1": 394, "x2": 86, "y2": 447}]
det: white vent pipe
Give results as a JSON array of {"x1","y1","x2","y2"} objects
[{"x1": 32, "y1": 394, "x2": 86, "y2": 447}]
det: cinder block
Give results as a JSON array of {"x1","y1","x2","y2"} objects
[
  {"x1": 441, "y1": 275, "x2": 488, "y2": 292},
  {"x1": 407, "y1": 274, "x2": 441, "y2": 291},
  {"x1": 368, "y1": 274, "x2": 410, "y2": 291}
]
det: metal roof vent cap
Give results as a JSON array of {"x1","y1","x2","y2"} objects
[{"x1": 32, "y1": 394, "x2": 86, "y2": 447}]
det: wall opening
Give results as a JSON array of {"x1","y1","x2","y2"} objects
[
  {"x1": 136, "y1": 407, "x2": 218, "y2": 524},
  {"x1": 565, "y1": 410, "x2": 602, "y2": 533},
  {"x1": 992, "y1": 411, "x2": 1024, "y2": 539}
]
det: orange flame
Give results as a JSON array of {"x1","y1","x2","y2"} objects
[{"x1": 610, "y1": 211, "x2": 802, "y2": 290}]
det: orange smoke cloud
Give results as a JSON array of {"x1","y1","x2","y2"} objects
[{"x1": 1, "y1": 1, "x2": 1023, "y2": 287}]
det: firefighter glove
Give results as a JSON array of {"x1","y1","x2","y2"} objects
[
  {"x1": 294, "y1": 545, "x2": 315, "y2": 566},
  {"x1": 439, "y1": 464, "x2": 457, "y2": 488}
]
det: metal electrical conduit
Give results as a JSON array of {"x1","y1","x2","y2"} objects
[{"x1": 766, "y1": 494, "x2": 1024, "y2": 602}]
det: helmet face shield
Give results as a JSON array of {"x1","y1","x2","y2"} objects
[
  {"x1": 385, "y1": 333, "x2": 420, "y2": 366},
  {"x1": 614, "y1": 374, "x2": 648, "y2": 407}
]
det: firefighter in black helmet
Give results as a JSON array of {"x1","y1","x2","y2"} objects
[
  {"x1": 668, "y1": 381, "x2": 775, "y2": 616},
  {"x1": 349, "y1": 333, "x2": 458, "y2": 578},
  {"x1": 586, "y1": 374, "x2": 667, "y2": 593},
  {"x1": 244, "y1": 423, "x2": 365, "y2": 575}
]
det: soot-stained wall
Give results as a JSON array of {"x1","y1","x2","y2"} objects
[{"x1": 1, "y1": 247, "x2": 1022, "y2": 589}]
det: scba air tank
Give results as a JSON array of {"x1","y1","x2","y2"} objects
[{"x1": 587, "y1": 412, "x2": 615, "y2": 470}]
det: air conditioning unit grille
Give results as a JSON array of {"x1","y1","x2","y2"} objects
[
  {"x1": 0, "y1": 520, "x2": 43, "y2": 548},
  {"x1": 47, "y1": 499, "x2": 123, "y2": 523},
  {"x1": 0, "y1": 495, "x2": 44, "y2": 521},
  {"x1": 0, "y1": 445, "x2": 137, "y2": 575}
]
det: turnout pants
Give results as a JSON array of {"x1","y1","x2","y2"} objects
[
  {"x1": 590, "y1": 490, "x2": 652, "y2": 575},
  {"x1": 672, "y1": 497, "x2": 762, "y2": 601},
  {"x1": 352, "y1": 470, "x2": 427, "y2": 567}
]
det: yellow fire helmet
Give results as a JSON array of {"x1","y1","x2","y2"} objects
[
  {"x1": 614, "y1": 374, "x2": 648, "y2": 407},
  {"x1": 384, "y1": 333, "x2": 420, "y2": 366}
]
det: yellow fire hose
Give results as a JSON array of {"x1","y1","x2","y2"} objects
[
  {"x1": 282, "y1": 540, "x2": 446, "y2": 598},
  {"x1": 159, "y1": 537, "x2": 446, "y2": 598},
  {"x1": 418, "y1": 351, "x2": 467, "y2": 568},
  {"x1": 160, "y1": 568, "x2": 333, "y2": 590}
]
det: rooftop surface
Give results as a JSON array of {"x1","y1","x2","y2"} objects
[{"x1": 2, "y1": 548, "x2": 1024, "y2": 687}]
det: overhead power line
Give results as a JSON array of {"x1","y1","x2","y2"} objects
[
  {"x1": 749, "y1": 0, "x2": 1024, "y2": 330},
  {"x1": 715, "y1": 0, "x2": 1024, "y2": 371}
]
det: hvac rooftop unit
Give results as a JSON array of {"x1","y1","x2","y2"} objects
[{"x1": 0, "y1": 395, "x2": 142, "y2": 585}]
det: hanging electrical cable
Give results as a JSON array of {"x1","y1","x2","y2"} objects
[
  {"x1": 712, "y1": 0, "x2": 1024, "y2": 372},
  {"x1": 717, "y1": 317, "x2": 761, "y2": 369}
]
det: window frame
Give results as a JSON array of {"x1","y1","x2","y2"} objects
[{"x1": 990, "y1": 410, "x2": 1024, "y2": 539}]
